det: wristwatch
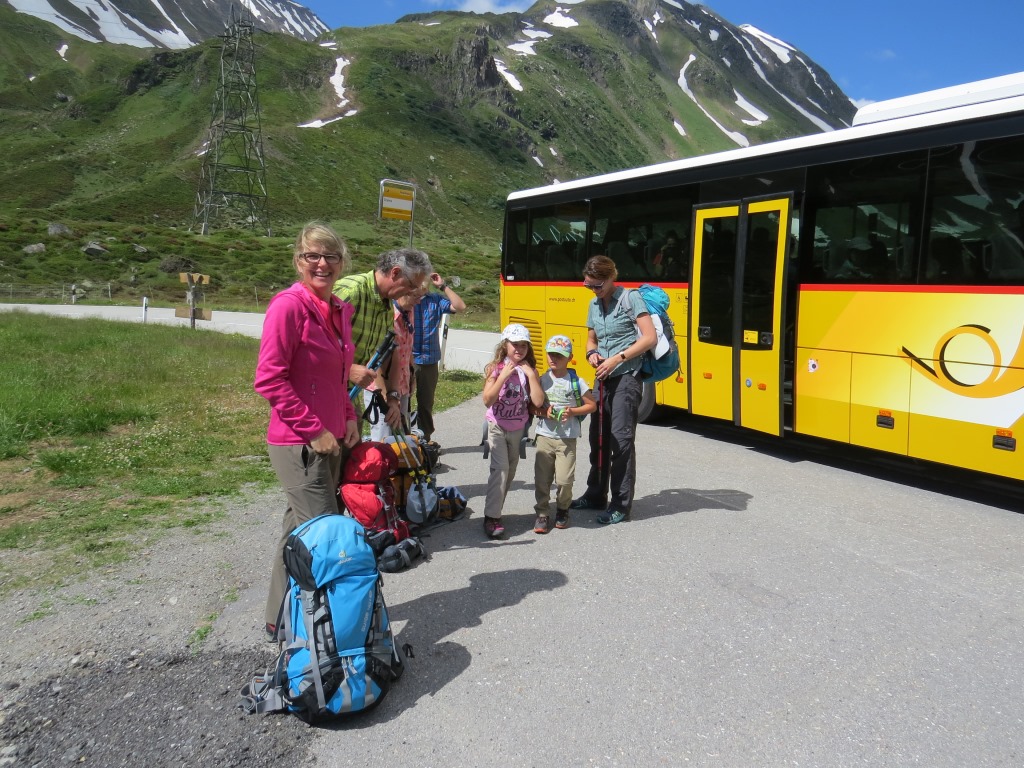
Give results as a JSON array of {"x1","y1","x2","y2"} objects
[{"x1": 387, "y1": 390, "x2": 400, "y2": 401}]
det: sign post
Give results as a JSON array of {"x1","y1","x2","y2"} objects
[
  {"x1": 379, "y1": 179, "x2": 416, "y2": 247},
  {"x1": 177, "y1": 272, "x2": 212, "y2": 329}
]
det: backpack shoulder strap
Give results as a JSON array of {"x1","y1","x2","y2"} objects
[
  {"x1": 567, "y1": 369, "x2": 586, "y2": 424},
  {"x1": 568, "y1": 369, "x2": 583, "y2": 407},
  {"x1": 615, "y1": 287, "x2": 638, "y2": 324}
]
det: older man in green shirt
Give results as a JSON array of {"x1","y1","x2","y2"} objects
[{"x1": 334, "y1": 246, "x2": 432, "y2": 431}]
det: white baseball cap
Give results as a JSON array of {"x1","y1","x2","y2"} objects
[{"x1": 501, "y1": 323, "x2": 531, "y2": 343}]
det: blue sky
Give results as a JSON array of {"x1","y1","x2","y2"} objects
[{"x1": 302, "y1": 0, "x2": 1023, "y2": 105}]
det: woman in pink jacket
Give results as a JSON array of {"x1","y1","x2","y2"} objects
[{"x1": 254, "y1": 222, "x2": 361, "y2": 641}]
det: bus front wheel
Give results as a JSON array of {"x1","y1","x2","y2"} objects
[{"x1": 637, "y1": 379, "x2": 658, "y2": 423}]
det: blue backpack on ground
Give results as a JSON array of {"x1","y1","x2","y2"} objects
[
  {"x1": 239, "y1": 514, "x2": 404, "y2": 723},
  {"x1": 617, "y1": 284, "x2": 682, "y2": 383}
]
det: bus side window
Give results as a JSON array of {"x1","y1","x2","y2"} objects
[
  {"x1": 605, "y1": 241, "x2": 632, "y2": 272},
  {"x1": 530, "y1": 240, "x2": 555, "y2": 280},
  {"x1": 927, "y1": 235, "x2": 966, "y2": 283}
]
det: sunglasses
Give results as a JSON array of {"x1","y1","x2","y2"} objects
[
  {"x1": 299, "y1": 251, "x2": 342, "y2": 265},
  {"x1": 583, "y1": 280, "x2": 605, "y2": 291}
]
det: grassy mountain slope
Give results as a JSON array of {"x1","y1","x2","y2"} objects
[{"x1": 0, "y1": 1, "x2": 854, "y2": 317}]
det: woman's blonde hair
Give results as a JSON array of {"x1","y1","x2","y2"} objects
[
  {"x1": 583, "y1": 254, "x2": 618, "y2": 282},
  {"x1": 293, "y1": 221, "x2": 349, "y2": 275},
  {"x1": 484, "y1": 338, "x2": 537, "y2": 378}
]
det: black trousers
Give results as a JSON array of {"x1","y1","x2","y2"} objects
[
  {"x1": 582, "y1": 372, "x2": 642, "y2": 512},
  {"x1": 414, "y1": 362, "x2": 440, "y2": 440}
]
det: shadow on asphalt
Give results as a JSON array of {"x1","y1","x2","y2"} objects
[
  {"x1": 633, "y1": 487, "x2": 752, "y2": 520},
  {"x1": 318, "y1": 568, "x2": 569, "y2": 729}
]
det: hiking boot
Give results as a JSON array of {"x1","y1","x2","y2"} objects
[
  {"x1": 569, "y1": 495, "x2": 605, "y2": 510},
  {"x1": 484, "y1": 517, "x2": 505, "y2": 539},
  {"x1": 534, "y1": 515, "x2": 551, "y2": 534},
  {"x1": 265, "y1": 623, "x2": 278, "y2": 643},
  {"x1": 597, "y1": 509, "x2": 630, "y2": 525},
  {"x1": 554, "y1": 510, "x2": 569, "y2": 529}
]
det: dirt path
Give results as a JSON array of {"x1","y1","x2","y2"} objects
[{"x1": 0, "y1": 487, "x2": 320, "y2": 767}]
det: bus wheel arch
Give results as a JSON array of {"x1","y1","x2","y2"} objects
[{"x1": 637, "y1": 379, "x2": 658, "y2": 423}]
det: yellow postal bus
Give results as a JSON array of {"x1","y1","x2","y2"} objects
[{"x1": 501, "y1": 73, "x2": 1024, "y2": 482}]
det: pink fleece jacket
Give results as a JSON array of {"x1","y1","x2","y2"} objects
[{"x1": 254, "y1": 282, "x2": 357, "y2": 445}]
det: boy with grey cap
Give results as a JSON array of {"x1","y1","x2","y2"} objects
[{"x1": 532, "y1": 335, "x2": 597, "y2": 533}]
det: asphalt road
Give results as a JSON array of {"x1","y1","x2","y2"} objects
[{"x1": 219, "y1": 397, "x2": 1022, "y2": 767}]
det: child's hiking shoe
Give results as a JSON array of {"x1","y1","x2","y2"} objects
[
  {"x1": 554, "y1": 510, "x2": 570, "y2": 529},
  {"x1": 484, "y1": 517, "x2": 505, "y2": 539},
  {"x1": 569, "y1": 495, "x2": 605, "y2": 510},
  {"x1": 534, "y1": 515, "x2": 551, "y2": 534},
  {"x1": 597, "y1": 509, "x2": 630, "y2": 525}
]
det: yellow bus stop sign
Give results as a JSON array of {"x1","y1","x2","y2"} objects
[{"x1": 380, "y1": 180, "x2": 415, "y2": 222}]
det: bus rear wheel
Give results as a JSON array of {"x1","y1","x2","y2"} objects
[{"x1": 637, "y1": 379, "x2": 658, "y2": 423}]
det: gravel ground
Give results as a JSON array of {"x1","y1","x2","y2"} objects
[{"x1": 0, "y1": 487, "x2": 324, "y2": 767}]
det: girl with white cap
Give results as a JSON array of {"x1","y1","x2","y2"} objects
[{"x1": 480, "y1": 323, "x2": 546, "y2": 538}]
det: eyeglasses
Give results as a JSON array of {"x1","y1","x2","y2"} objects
[
  {"x1": 299, "y1": 251, "x2": 342, "y2": 265},
  {"x1": 583, "y1": 280, "x2": 605, "y2": 291}
]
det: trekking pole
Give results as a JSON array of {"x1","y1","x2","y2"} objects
[
  {"x1": 597, "y1": 378, "x2": 606, "y2": 497},
  {"x1": 348, "y1": 330, "x2": 397, "y2": 400}
]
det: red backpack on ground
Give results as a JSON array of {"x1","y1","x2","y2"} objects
[{"x1": 339, "y1": 441, "x2": 410, "y2": 543}]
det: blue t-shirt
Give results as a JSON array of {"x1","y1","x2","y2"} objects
[{"x1": 412, "y1": 293, "x2": 454, "y2": 365}]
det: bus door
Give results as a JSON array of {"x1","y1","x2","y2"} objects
[{"x1": 689, "y1": 196, "x2": 792, "y2": 435}]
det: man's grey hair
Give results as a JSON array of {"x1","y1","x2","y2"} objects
[{"x1": 377, "y1": 247, "x2": 432, "y2": 280}]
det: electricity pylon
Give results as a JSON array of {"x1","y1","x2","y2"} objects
[{"x1": 192, "y1": 5, "x2": 270, "y2": 235}]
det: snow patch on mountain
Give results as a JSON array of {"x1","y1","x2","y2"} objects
[
  {"x1": 740, "y1": 25, "x2": 795, "y2": 64},
  {"x1": 727, "y1": 26, "x2": 834, "y2": 132},
  {"x1": 7, "y1": 0, "x2": 327, "y2": 49},
  {"x1": 544, "y1": 8, "x2": 579, "y2": 29},
  {"x1": 298, "y1": 55, "x2": 357, "y2": 128},
  {"x1": 735, "y1": 90, "x2": 769, "y2": 126},
  {"x1": 495, "y1": 59, "x2": 524, "y2": 91},
  {"x1": 678, "y1": 54, "x2": 749, "y2": 147}
]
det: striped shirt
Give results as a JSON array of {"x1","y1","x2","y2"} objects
[
  {"x1": 332, "y1": 270, "x2": 391, "y2": 368},
  {"x1": 412, "y1": 293, "x2": 453, "y2": 365}
]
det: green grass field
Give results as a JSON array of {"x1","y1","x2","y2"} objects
[{"x1": 0, "y1": 311, "x2": 481, "y2": 593}]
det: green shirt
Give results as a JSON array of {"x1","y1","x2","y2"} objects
[{"x1": 332, "y1": 270, "x2": 390, "y2": 367}]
